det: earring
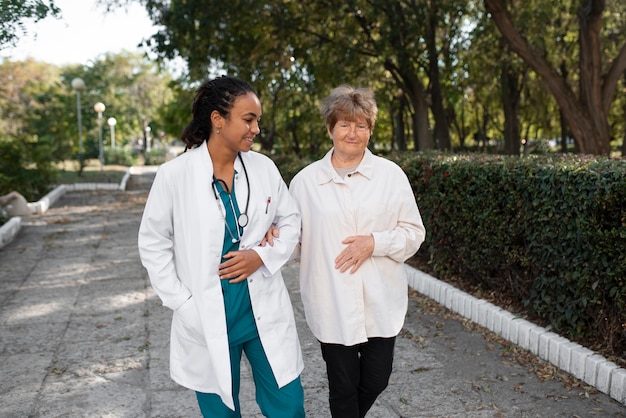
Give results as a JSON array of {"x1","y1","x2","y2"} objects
[{"x1": 217, "y1": 128, "x2": 221, "y2": 134}]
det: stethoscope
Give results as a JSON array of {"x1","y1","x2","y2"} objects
[{"x1": 211, "y1": 152, "x2": 250, "y2": 243}]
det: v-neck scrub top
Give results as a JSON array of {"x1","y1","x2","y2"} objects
[
  {"x1": 289, "y1": 148, "x2": 426, "y2": 346},
  {"x1": 215, "y1": 178, "x2": 258, "y2": 347}
]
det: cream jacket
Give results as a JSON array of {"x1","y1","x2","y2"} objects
[
  {"x1": 290, "y1": 148, "x2": 426, "y2": 346},
  {"x1": 138, "y1": 143, "x2": 303, "y2": 410}
]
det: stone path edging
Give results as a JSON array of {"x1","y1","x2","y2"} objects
[
  {"x1": 0, "y1": 167, "x2": 133, "y2": 249},
  {"x1": 405, "y1": 266, "x2": 626, "y2": 404},
  {"x1": 0, "y1": 217, "x2": 21, "y2": 249}
]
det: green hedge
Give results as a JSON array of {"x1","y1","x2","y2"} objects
[
  {"x1": 275, "y1": 152, "x2": 626, "y2": 355},
  {"x1": 402, "y1": 153, "x2": 626, "y2": 354},
  {"x1": 0, "y1": 135, "x2": 58, "y2": 201}
]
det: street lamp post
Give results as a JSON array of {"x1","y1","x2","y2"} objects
[
  {"x1": 145, "y1": 125, "x2": 152, "y2": 153},
  {"x1": 71, "y1": 78, "x2": 85, "y2": 165},
  {"x1": 107, "y1": 117, "x2": 117, "y2": 149},
  {"x1": 94, "y1": 102, "x2": 106, "y2": 169}
]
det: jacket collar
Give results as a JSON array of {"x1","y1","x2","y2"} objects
[{"x1": 316, "y1": 147, "x2": 375, "y2": 185}]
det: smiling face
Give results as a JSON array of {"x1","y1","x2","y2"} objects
[
  {"x1": 214, "y1": 92, "x2": 263, "y2": 154},
  {"x1": 320, "y1": 86, "x2": 377, "y2": 168},
  {"x1": 328, "y1": 117, "x2": 371, "y2": 167}
]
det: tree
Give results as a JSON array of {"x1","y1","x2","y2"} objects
[
  {"x1": 0, "y1": 59, "x2": 65, "y2": 198},
  {"x1": 0, "y1": 52, "x2": 175, "y2": 170},
  {"x1": 116, "y1": 0, "x2": 475, "y2": 153},
  {"x1": 62, "y1": 51, "x2": 175, "y2": 156},
  {"x1": 108, "y1": 0, "x2": 626, "y2": 156},
  {"x1": 484, "y1": 0, "x2": 626, "y2": 155},
  {"x1": 0, "y1": 0, "x2": 61, "y2": 49}
]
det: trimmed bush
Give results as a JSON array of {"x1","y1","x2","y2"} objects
[{"x1": 402, "y1": 153, "x2": 626, "y2": 354}]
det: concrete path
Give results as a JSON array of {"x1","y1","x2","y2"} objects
[{"x1": 0, "y1": 173, "x2": 624, "y2": 417}]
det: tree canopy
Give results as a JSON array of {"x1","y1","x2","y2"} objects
[
  {"x1": 485, "y1": 0, "x2": 626, "y2": 154},
  {"x1": 122, "y1": 0, "x2": 625, "y2": 156},
  {"x1": 2, "y1": 0, "x2": 626, "y2": 157},
  {"x1": 0, "y1": 52, "x2": 174, "y2": 175},
  {"x1": 0, "y1": 0, "x2": 61, "y2": 49}
]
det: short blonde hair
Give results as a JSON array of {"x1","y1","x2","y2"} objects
[{"x1": 321, "y1": 85, "x2": 378, "y2": 132}]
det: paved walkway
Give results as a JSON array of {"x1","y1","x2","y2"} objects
[{"x1": 0, "y1": 173, "x2": 625, "y2": 417}]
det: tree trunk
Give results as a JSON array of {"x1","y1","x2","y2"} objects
[
  {"x1": 392, "y1": 93, "x2": 407, "y2": 151},
  {"x1": 473, "y1": 103, "x2": 489, "y2": 152},
  {"x1": 501, "y1": 61, "x2": 521, "y2": 155},
  {"x1": 623, "y1": 72, "x2": 626, "y2": 157},
  {"x1": 404, "y1": 73, "x2": 432, "y2": 151},
  {"x1": 384, "y1": 59, "x2": 432, "y2": 151},
  {"x1": 259, "y1": 124, "x2": 275, "y2": 152},
  {"x1": 559, "y1": 110, "x2": 569, "y2": 153},
  {"x1": 577, "y1": 0, "x2": 610, "y2": 154},
  {"x1": 484, "y1": 0, "x2": 625, "y2": 155},
  {"x1": 559, "y1": 62, "x2": 570, "y2": 153},
  {"x1": 411, "y1": 93, "x2": 432, "y2": 152},
  {"x1": 426, "y1": 1, "x2": 452, "y2": 151}
]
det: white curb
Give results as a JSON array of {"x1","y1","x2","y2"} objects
[
  {"x1": 404, "y1": 265, "x2": 626, "y2": 405},
  {"x1": 0, "y1": 167, "x2": 134, "y2": 249}
]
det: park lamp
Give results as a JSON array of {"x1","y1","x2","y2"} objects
[
  {"x1": 107, "y1": 117, "x2": 117, "y2": 149},
  {"x1": 94, "y1": 102, "x2": 106, "y2": 169},
  {"x1": 71, "y1": 78, "x2": 85, "y2": 161}
]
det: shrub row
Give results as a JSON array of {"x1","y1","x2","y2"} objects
[
  {"x1": 0, "y1": 136, "x2": 58, "y2": 201},
  {"x1": 401, "y1": 153, "x2": 626, "y2": 355}
]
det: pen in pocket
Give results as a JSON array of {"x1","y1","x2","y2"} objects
[{"x1": 265, "y1": 196, "x2": 271, "y2": 214}]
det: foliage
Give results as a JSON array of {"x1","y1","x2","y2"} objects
[
  {"x1": 55, "y1": 164, "x2": 127, "y2": 185},
  {"x1": 4, "y1": 1, "x2": 626, "y2": 160},
  {"x1": 0, "y1": 133, "x2": 58, "y2": 201},
  {"x1": 104, "y1": 147, "x2": 137, "y2": 166},
  {"x1": 0, "y1": 53, "x2": 175, "y2": 198},
  {"x1": 143, "y1": 147, "x2": 168, "y2": 166},
  {"x1": 267, "y1": 152, "x2": 314, "y2": 185},
  {"x1": 112, "y1": 0, "x2": 626, "y2": 157},
  {"x1": 60, "y1": 51, "x2": 175, "y2": 158},
  {"x1": 484, "y1": 0, "x2": 626, "y2": 155},
  {"x1": 0, "y1": 0, "x2": 60, "y2": 49},
  {"x1": 399, "y1": 152, "x2": 626, "y2": 354}
]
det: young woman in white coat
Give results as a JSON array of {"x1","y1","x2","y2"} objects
[{"x1": 138, "y1": 76, "x2": 305, "y2": 417}]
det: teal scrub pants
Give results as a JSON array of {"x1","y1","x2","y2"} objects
[{"x1": 195, "y1": 335, "x2": 305, "y2": 417}]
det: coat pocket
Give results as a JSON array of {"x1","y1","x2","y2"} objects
[{"x1": 173, "y1": 297, "x2": 206, "y2": 344}]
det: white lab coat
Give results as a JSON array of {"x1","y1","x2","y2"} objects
[{"x1": 138, "y1": 142, "x2": 303, "y2": 411}]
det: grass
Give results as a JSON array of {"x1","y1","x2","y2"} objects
[{"x1": 55, "y1": 159, "x2": 129, "y2": 185}]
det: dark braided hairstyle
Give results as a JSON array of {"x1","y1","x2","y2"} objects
[{"x1": 181, "y1": 76, "x2": 258, "y2": 150}]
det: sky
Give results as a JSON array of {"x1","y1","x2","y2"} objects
[{"x1": 0, "y1": 0, "x2": 159, "y2": 66}]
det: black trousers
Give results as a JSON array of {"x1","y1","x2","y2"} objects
[{"x1": 320, "y1": 336, "x2": 396, "y2": 418}]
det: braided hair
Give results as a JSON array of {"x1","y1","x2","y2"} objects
[{"x1": 181, "y1": 76, "x2": 258, "y2": 150}]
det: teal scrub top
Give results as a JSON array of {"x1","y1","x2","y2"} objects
[{"x1": 214, "y1": 176, "x2": 258, "y2": 346}]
